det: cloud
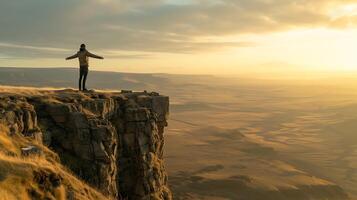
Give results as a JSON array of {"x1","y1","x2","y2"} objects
[
  {"x1": 0, "y1": 43, "x2": 70, "y2": 52},
  {"x1": 0, "y1": 0, "x2": 356, "y2": 58},
  {"x1": 0, "y1": 44, "x2": 70, "y2": 59}
]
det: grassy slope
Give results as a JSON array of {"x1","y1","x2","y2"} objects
[{"x1": 0, "y1": 122, "x2": 109, "y2": 200}]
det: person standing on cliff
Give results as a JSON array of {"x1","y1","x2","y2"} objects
[{"x1": 65, "y1": 44, "x2": 104, "y2": 91}]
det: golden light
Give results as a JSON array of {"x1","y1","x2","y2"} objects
[{"x1": 330, "y1": 3, "x2": 357, "y2": 18}]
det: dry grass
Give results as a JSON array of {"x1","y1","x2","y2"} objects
[
  {"x1": 0, "y1": 125, "x2": 109, "y2": 200},
  {"x1": 0, "y1": 85, "x2": 62, "y2": 95},
  {"x1": 0, "y1": 153, "x2": 108, "y2": 200},
  {"x1": 0, "y1": 85, "x2": 120, "y2": 96}
]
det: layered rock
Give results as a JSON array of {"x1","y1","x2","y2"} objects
[{"x1": 0, "y1": 89, "x2": 172, "y2": 200}]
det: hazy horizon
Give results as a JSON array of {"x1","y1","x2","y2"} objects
[{"x1": 3, "y1": 66, "x2": 357, "y2": 80}]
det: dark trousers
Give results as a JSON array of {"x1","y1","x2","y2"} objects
[{"x1": 79, "y1": 65, "x2": 88, "y2": 90}]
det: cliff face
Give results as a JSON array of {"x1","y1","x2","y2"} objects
[{"x1": 0, "y1": 89, "x2": 172, "y2": 200}]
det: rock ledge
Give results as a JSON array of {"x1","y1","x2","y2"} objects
[{"x1": 0, "y1": 89, "x2": 172, "y2": 200}]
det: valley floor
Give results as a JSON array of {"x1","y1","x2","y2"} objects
[{"x1": 163, "y1": 77, "x2": 357, "y2": 200}]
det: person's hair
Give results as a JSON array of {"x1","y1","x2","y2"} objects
[{"x1": 80, "y1": 44, "x2": 86, "y2": 51}]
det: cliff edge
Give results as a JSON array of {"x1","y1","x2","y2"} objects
[{"x1": 0, "y1": 89, "x2": 172, "y2": 200}]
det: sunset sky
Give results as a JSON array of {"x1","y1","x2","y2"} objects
[{"x1": 1, "y1": 0, "x2": 357, "y2": 74}]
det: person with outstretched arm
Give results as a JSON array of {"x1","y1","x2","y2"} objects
[{"x1": 66, "y1": 44, "x2": 104, "y2": 91}]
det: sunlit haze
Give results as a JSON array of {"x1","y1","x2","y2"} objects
[{"x1": 1, "y1": 0, "x2": 357, "y2": 75}]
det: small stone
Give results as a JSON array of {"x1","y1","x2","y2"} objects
[
  {"x1": 21, "y1": 146, "x2": 41, "y2": 157},
  {"x1": 150, "y1": 92, "x2": 160, "y2": 96}
]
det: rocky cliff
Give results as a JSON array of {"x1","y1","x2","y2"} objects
[{"x1": 0, "y1": 89, "x2": 172, "y2": 200}]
